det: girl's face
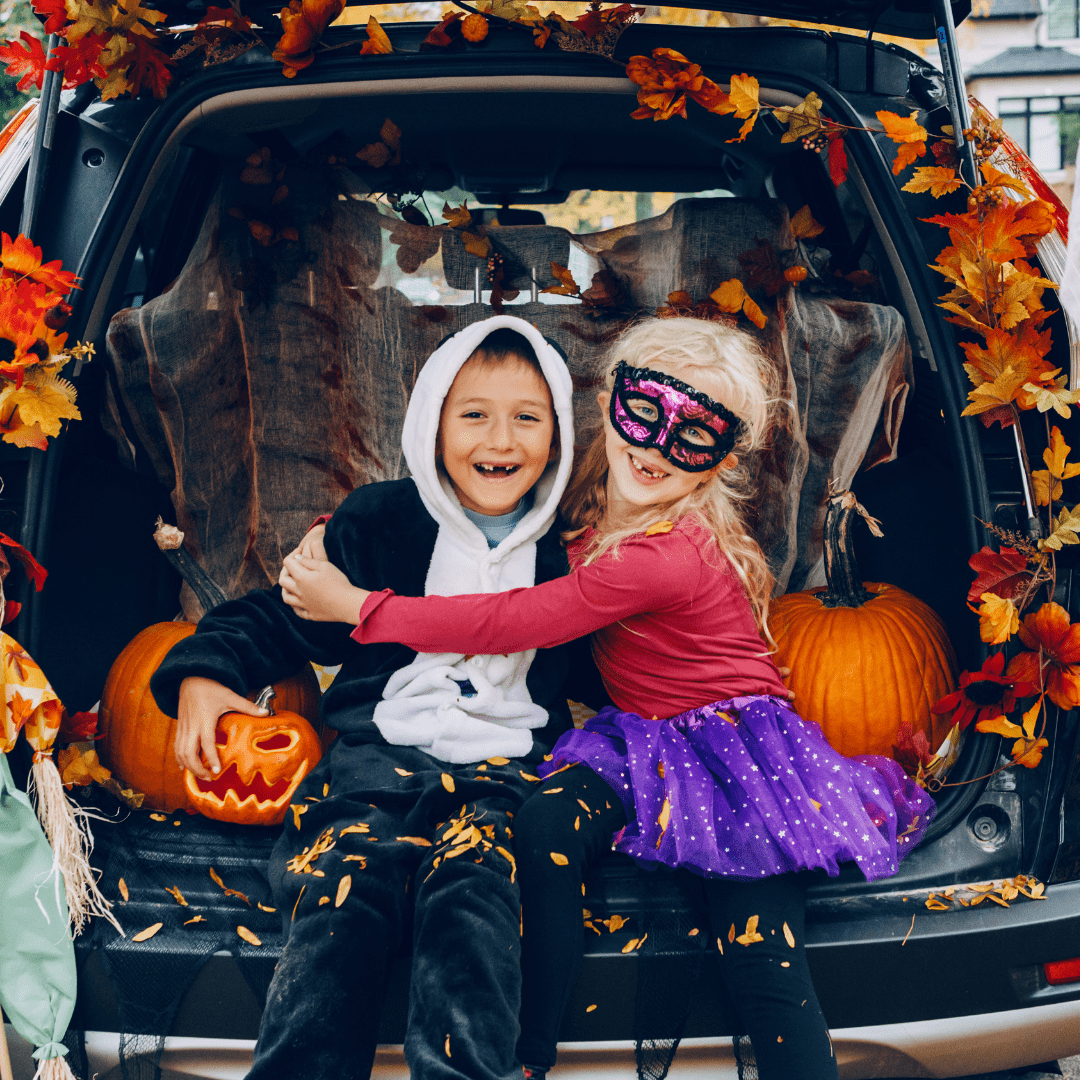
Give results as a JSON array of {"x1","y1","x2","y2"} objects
[{"x1": 598, "y1": 375, "x2": 728, "y2": 509}]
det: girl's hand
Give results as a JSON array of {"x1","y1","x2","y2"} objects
[
  {"x1": 280, "y1": 552, "x2": 370, "y2": 624},
  {"x1": 176, "y1": 676, "x2": 268, "y2": 780},
  {"x1": 293, "y1": 523, "x2": 327, "y2": 561}
]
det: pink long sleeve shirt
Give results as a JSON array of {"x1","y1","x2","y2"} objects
[{"x1": 352, "y1": 518, "x2": 788, "y2": 720}]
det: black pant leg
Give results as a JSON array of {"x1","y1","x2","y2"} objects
[
  {"x1": 246, "y1": 751, "x2": 417, "y2": 1080},
  {"x1": 705, "y1": 873, "x2": 837, "y2": 1080},
  {"x1": 405, "y1": 761, "x2": 537, "y2": 1080},
  {"x1": 514, "y1": 766, "x2": 628, "y2": 1070}
]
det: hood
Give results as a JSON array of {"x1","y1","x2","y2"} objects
[{"x1": 400, "y1": 314, "x2": 576, "y2": 583}]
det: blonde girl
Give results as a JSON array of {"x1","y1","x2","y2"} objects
[{"x1": 279, "y1": 317, "x2": 932, "y2": 1080}]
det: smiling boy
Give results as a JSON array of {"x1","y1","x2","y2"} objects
[{"x1": 151, "y1": 316, "x2": 578, "y2": 1080}]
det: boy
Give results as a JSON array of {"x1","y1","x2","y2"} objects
[{"x1": 151, "y1": 316, "x2": 578, "y2": 1080}]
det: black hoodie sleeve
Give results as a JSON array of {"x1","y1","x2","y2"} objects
[{"x1": 150, "y1": 480, "x2": 438, "y2": 720}]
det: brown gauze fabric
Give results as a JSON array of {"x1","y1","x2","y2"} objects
[{"x1": 105, "y1": 156, "x2": 910, "y2": 619}]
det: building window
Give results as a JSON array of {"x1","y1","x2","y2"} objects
[
  {"x1": 998, "y1": 96, "x2": 1080, "y2": 170},
  {"x1": 1049, "y1": 0, "x2": 1079, "y2": 39}
]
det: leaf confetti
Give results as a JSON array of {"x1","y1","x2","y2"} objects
[
  {"x1": 133, "y1": 922, "x2": 163, "y2": 942},
  {"x1": 237, "y1": 926, "x2": 262, "y2": 946}
]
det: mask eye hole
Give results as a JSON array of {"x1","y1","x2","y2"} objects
[
  {"x1": 255, "y1": 731, "x2": 297, "y2": 752},
  {"x1": 680, "y1": 424, "x2": 716, "y2": 447},
  {"x1": 624, "y1": 396, "x2": 660, "y2": 424}
]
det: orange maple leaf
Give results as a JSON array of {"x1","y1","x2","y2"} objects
[
  {"x1": 877, "y1": 110, "x2": 927, "y2": 175},
  {"x1": 1005, "y1": 601, "x2": 1080, "y2": 709},
  {"x1": 272, "y1": 0, "x2": 345, "y2": 77},
  {"x1": 359, "y1": 14, "x2": 392, "y2": 54},
  {"x1": 0, "y1": 234, "x2": 79, "y2": 294}
]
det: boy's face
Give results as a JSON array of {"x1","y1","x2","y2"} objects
[{"x1": 438, "y1": 354, "x2": 556, "y2": 517}]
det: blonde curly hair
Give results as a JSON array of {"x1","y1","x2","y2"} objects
[{"x1": 561, "y1": 317, "x2": 782, "y2": 633}]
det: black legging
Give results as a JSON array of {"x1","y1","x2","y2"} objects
[{"x1": 514, "y1": 766, "x2": 838, "y2": 1080}]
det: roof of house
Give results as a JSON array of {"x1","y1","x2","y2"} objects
[
  {"x1": 972, "y1": 0, "x2": 1040, "y2": 18},
  {"x1": 966, "y1": 44, "x2": 1080, "y2": 77}
]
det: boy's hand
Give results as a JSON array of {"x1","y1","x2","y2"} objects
[
  {"x1": 280, "y1": 552, "x2": 370, "y2": 624},
  {"x1": 175, "y1": 676, "x2": 268, "y2": 780},
  {"x1": 293, "y1": 523, "x2": 327, "y2": 561},
  {"x1": 776, "y1": 665, "x2": 796, "y2": 702}
]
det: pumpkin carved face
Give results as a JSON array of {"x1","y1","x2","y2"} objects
[{"x1": 184, "y1": 710, "x2": 322, "y2": 826}]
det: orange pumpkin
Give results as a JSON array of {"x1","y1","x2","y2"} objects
[
  {"x1": 767, "y1": 491, "x2": 958, "y2": 760},
  {"x1": 99, "y1": 622, "x2": 323, "y2": 812},
  {"x1": 184, "y1": 692, "x2": 322, "y2": 826}
]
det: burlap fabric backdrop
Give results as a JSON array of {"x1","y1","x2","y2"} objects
[{"x1": 104, "y1": 153, "x2": 910, "y2": 616}]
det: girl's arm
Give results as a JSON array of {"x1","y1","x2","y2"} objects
[{"x1": 344, "y1": 534, "x2": 701, "y2": 654}]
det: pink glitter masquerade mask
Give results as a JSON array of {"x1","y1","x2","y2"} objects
[{"x1": 609, "y1": 361, "x2": 745, "y2": 472}]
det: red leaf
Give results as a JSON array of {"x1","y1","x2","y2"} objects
[
  {"x1": 0, "y1": 533, "x2": 46, "y2": 591},
  {"x1": 0, "y1": 32, "x2": 47, "y2": 92},
  {"x1": 3, "y1": 600, "x2": 21, "y2": 624},
  {"x1": 828, "y1": 134, "x2": 848, "y2": 186},
  {"x1": 45, "y1": 32, "x2": 107, "y2": 89},
  {"x1": 31, "y1": 0, "x2": 69, "y2": 36},
  {"x1": 572, "y1": 9, "x2": 605, "y2": 36},
  {"x1": 61, "y1": 708, "x2": 100, "y2": 742},
  {"x1": 123, "y1": 32, "x2": 173, "y2": 99},
  {"x1": 892, "y1": 720, "x2": 932, "y2": 776},
  {"x1": 967, "y1": 545, "x2": 1032, "y2": 604},
  {"x1": 422, "y1": 11, "x2": 461, "y2": 47}
]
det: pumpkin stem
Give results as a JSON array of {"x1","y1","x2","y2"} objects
[
  {"x1": 154, "y1": 517, "x2": 229, "y2": 614},
  {"x1": 820, "y1": 491, "x2": 877, "y2": 609},
  {"x1": 254, "y1": 686, "x2": 277, "y2": 714}
]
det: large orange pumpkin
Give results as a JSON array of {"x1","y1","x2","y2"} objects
[
  {"x1": 99, "y1": 621, "x2": 322, "y2": 812},
  {"x1": 767, "y1": 491, "x2": 958, "y2": 760},
  {"x1": 184, "y1": 689, "x2": 322, "y2": 826}
]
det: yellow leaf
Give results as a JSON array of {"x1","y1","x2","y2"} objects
[
  {"x1": 586, "y1": 1004, "x2": 598, "y2": 1012},
  {"x1": 133, "y1": 922, "x2": 163, "y2": 942},
  {"x1": 542, "y1": 788, "x2": 564, "y2": 794},
  {"x1": 520, "y1": 771, "x2": 542, "y2": 782},
  {"x1": 621, "y1": 937, "x2": 640, "y2": 953},
  {"x1": 150, "y1": 813, "x2": 167, "y2": 821},
  {"x1": 360, "y1": 14, "x2": 393, "y2": 53},
  {"x1": 441, "y1": 773, "x2": 455, "y2": 793},
  {"x1": 901, "y1": 166, "x2": 964, "y2": 198},
  {"x1": 773, "y1": 91, "x2": 823, "y2": 143},
  {"x1": 657, "y1": 796, "x2": 671, "y2": 835},
  {"x1": 710, "y1": 278, "x2": 747, "y2": 312},
  {"x1": 494, "y1": 845, "x2": 517, "y2": 882},
  {"x1": 550, "y1": 852, "x2": 569, "y2": 865},
  {"x1": 118, "y1": 878, "x2": 129, "y2": 902},
  {"x1": 574, "y1": 816, "x2": 580, "y2": 830},
  {"x1": 1032, "y1": 469, "x2": 1061, "y2": 507},
  {"x1": 487, "y1": 756, "x2": 510, "y2": 765},
  {"x1": 716, "y1": 936, "x2": 723, "y2": 954},
  {"x1": 974, "y1": 591, "x2": 1019, "y2": 645},
  {"x1": 165, "y1": 886, "x2": 188, "y2": 907},
  {"x1": 442, "y1": 202, "x2": 472, "y2": 229},
  {"x1": 1044, "y1": 426, "x2": 1080, "y2": 481},
  {"x1": 735, "y1": 915, "x2": 765, "y2": 945},
  {"x1": 291, "y1": 804, "x2": 307, "y2": 829},
  {"x1": 340, "y1": 823, "x2": 370, "y2": 835},
  {"x1": 688, "y1": 928, "x2": 700, "y2": 936},
  {"x1": 790, "y1": 205, "x2": 825, "y2": 239},
  {"x1": 258, "y1": 902, "x2": 276, "y2": 912},
  {"x1": 742, "y1": 296, "x2": 767, "y2": 329},
  {"x1": 335, "y1": 875, "x2": 352, "y2": 907},
  {"x1": 975, "y1": 714, "x2": 1022, "y2": 739},
  {"x1": 394, "y1": 768, "x2": 413, "y2": 776},
  {"x1": 727, "y1": 73, "x2": 759, "y2": 116},
  {"x1": 445, "y1": 1036, "x2": 451, "y2": 1058},
  {"x1": 237, "y1": 926, "x2": 262, "y2": 946},
  {"x1": 184, "y1": 915, "x2": 207, "y2": 925},
  {"x1": 645, "y1": 520, "x2": 674, "y2": 536},
  {"x1": 727, "y1": 923, "x2": 736, "y2": 944},
  {"x1": 783, "y1": 922, "x2": 795, "y2": 948}
]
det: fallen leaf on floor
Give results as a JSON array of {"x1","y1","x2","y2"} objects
[
  {"x1": 133, "y1": 923, "x2": 163, "y2": 942},
  {"x1": 237, "y1": 926, "x2": 262, "y2": 946}
]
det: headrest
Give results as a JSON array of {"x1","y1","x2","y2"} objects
[{"x1": 442, "y1": 225, "x2": 572, "y2": 291}]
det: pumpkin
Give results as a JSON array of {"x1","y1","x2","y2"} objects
[
  {"x1": 98, "y1": 518, "x2": 323, "y2": 813},
  {"x1": 99, "y1": 622, "x2": 322, "y2": 812},
  {"x1": 766, "y1": 491, "x2": 958, "y2": 760},
  {"x1": 184, "y1": 688, "x2": 323, "y2": 826}
]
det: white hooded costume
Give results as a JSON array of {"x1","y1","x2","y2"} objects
[{"x1": 370, "y1": 315, "x2": 576, "y2": 764}]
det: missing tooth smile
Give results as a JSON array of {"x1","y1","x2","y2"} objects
[
  {"x1": 629, "y1": 453, "x2": 666, "y2": 480},
  {"x1": 475, "y1": 463, "x2": 520, "y2": 476}
]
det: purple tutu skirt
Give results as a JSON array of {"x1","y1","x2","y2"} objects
[{"x1": 540, "y1": 695, "x2": 934, "y2": 883}]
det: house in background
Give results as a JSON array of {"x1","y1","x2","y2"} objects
[{"x1": 960, "y1": 0, "x2": 1080, "y2": 203}]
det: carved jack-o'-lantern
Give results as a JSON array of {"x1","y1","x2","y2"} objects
[{"x1": 184, "y1": 689, "x2": 323, "y2": 826}]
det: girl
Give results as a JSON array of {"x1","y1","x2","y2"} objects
[{"x1": 279, "y1": 317, "x2": 933, "y2": 1080}]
